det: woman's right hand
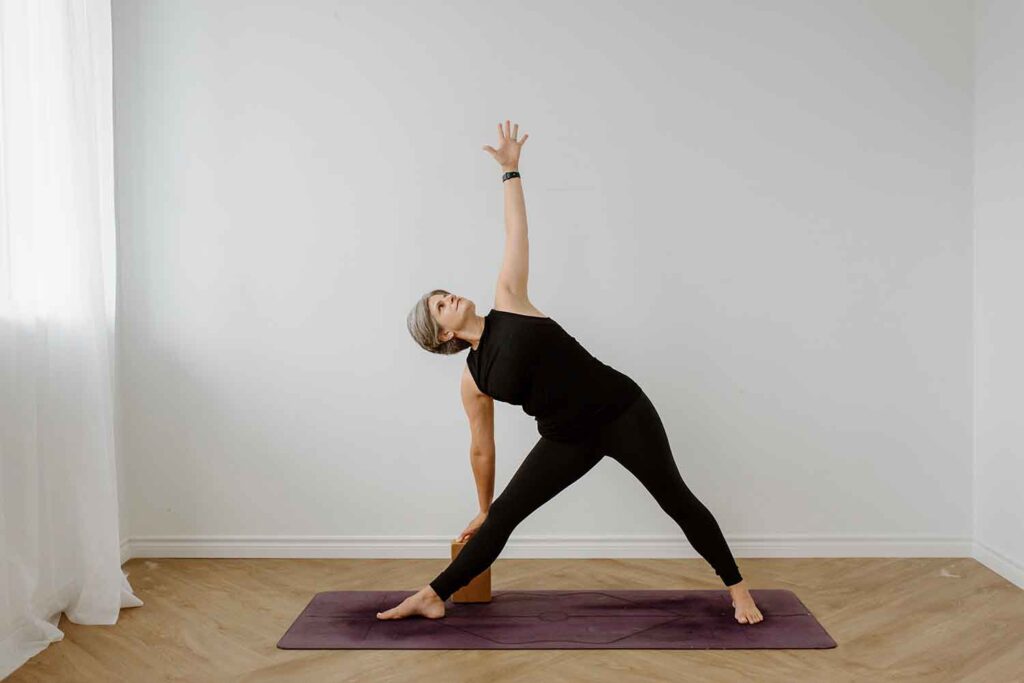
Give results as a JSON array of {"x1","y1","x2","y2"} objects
[
  {"x1": 482, "y1": 119, "x2": 528, "y2": 170},
  {"x1": 457, "y1": 510, "x2": 489, "y2": 543}
]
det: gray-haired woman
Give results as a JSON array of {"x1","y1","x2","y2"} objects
[{"x1": 381, "y1": 121, "x2": 763, "y2": 625}]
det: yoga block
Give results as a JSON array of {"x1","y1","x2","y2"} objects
[{"x1": 450, "y1": 539, "x2": 491, "y2": 603}]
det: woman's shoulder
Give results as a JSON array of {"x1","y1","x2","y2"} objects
[{"x1": 491, "y1": 290, "x2": 548, "y2": 318}]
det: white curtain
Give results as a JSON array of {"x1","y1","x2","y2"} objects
[{"x1": 0, "y1": 0, "x2": 142, "y2": 677}]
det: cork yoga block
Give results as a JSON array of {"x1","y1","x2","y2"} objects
[{"x1": 450, "y1": 539, "x2": 492, "y2": 603}]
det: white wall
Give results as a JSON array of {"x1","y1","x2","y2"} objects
[
  {"x1": 973, "y1": 0, "x2": 1024, "y2": 587},
  {"x1": 112, "y1": 1, "x2": 976, "y2": 565}
]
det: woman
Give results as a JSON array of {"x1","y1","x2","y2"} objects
[{"x1": 382, "y1": 120, "x2": 763, "y2": 625}]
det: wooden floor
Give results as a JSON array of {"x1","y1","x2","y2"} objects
[{"x1": 8, "y1": 556, "x2": 1023, "y2": 682}]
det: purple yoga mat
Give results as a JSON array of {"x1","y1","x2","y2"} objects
[{"x1": 277, "y1": 589, "x2": 837, "y2": 650}]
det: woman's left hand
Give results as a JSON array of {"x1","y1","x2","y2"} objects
[{"x1": 482, "y1": 119, "x2": 528, "y2": 170}]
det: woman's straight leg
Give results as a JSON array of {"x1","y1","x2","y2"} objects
[
  {"x1": 429, "y1": 435, "x2": 604, "y2": 602},
  {"x1": 598, "y1": 391, "x2": 743, "y2": 587}
]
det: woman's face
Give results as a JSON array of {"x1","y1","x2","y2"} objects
[{"x1": 428, "y1": 292, "x2": 474, "y2": 342}]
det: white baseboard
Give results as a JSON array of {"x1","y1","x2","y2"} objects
[
  {"x1": 120, "y1": 532, "x2": 973, "y2": 561},
  {"x1": 972, "y1": 538, "x2": 1024, "y2": 590},
  {"x1": 117, "y1": 533, "x2": 1023, "y2": 589}
]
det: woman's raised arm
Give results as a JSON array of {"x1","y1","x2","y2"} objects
[{"x1": 482, "y1": 120, "x2": 530, "y2": 297}]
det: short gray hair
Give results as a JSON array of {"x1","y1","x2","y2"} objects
[{"x1": 407, "y1": 288, "x2": 471, "y2": 355}]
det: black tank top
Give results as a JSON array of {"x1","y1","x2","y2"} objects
[{"x1": 466, "y1": 309, "x2": 642, "y2": 443}]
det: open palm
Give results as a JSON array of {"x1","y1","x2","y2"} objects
[{"x1": 482, "y1": 119, "x2": 529, "y2": 169}]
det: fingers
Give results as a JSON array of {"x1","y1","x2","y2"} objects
[{"x1": 495, "y1": 120, "x2": 527, "y2": 145}]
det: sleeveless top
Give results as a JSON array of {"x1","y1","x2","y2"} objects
[{"x1": 466, "y1": 309, "x2": 643, "y2": 443}]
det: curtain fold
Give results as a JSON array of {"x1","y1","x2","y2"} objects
[{"x1": 0, "y1": 0, "x2": 142, "y2": 678}]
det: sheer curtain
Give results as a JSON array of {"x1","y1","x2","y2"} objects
[{"x1": 0, "y1": 0, "x2": 142, "y2": 677}]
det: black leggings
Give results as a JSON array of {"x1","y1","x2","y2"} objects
[{"x1": 429, "y1": 389, "x2": 743, "y2": 602}]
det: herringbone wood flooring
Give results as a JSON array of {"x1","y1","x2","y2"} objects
[{"x1": 8, "y1": 556, "x2": 1023, "y2": 682}]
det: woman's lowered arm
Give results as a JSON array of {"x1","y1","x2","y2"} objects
[
  {"x1": 462, "y1": 365, "x2": 495, "y2": 513},
  {"x1": 482, "y1": 120, "x2": 530, "y2": 297}
]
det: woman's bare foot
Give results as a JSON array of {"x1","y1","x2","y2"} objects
[
  {"x1": 376, "y1": 585, "x2": 446, "y2": 620},
  {"x1": 727, "y1": 580, "x2": 764, "y2": 624}
]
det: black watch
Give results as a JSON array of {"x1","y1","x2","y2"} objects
[{"x1": 502, "y1": 170, "x2": 521, "y2": 182}]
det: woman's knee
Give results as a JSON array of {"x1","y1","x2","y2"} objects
[
  {"x1": 485, "y1": 492, "x2": 535, "y2": 529},
  {"x1": 658, "y1": 494, "x2": 708, "y2": 522},
  {"x1": 483, "y1": 495, "x2": 516, "y2": 523}
]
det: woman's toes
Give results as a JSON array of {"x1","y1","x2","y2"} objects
[
  {"x1": 734, "y1": 606, "x2": 766, "y2": 624},
  {"x1": 376, "y1": 603, "x2": 403, "y2": 619}
]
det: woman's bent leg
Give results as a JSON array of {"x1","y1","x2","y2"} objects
[
  {"x1": 598, "y1": 391, "x2": 743, "y2": 587},
  {"x1": 429, "y1": 435, "x2": 603, "y2": 602}
]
